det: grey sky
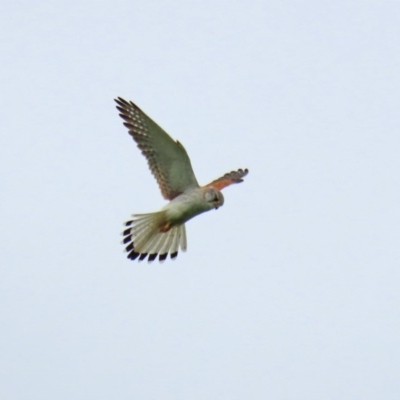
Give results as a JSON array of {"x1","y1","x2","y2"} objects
[{"x1": 1, "y1": 1, "x2": 400, "y2": 399}]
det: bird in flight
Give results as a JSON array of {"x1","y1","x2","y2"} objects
[{"x1": 115, "y1": 97, "x2": 249, "y2": 262}]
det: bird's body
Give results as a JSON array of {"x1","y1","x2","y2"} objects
[
  {"x1": 162, "y1": 187, "x2": 222, "y2": 226},
  {"x1": 115, "y1": 97, "x2": 248, "y2": 262}
]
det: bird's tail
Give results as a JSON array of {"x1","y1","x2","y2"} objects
[{"x1": 121, "y1": 211, "x2": 187, "y2": 262}]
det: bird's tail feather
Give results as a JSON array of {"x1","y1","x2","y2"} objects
[{"x1": 122, "y1": 212, "x2": 187, "y2": 262}]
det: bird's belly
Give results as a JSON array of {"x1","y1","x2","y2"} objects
[{"x1": 164, "y1": 196, "x2": 209, "y2": 226}]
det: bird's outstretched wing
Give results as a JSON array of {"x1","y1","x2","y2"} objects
[
  {"x1": 115, "y1": 97, "x2": 199, "y2": 200},
  {"x1": 205, "y1": 168, "x2": 249, "y2": 190}
]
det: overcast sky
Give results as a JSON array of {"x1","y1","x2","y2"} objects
[{"x1": 1, "y1": 1, "x2": 400, "y2": 399}]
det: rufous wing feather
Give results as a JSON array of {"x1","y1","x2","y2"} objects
[{"x1": 205, "y1": 168, "x2": 249, "y2": 190}]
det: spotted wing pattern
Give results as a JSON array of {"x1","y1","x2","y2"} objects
[
  {"x1": 115, "y1": 97, "x2": 199, "y2": 200},
  {"x1": 205, "y1": 168, "x2": 249, "y2": 190}
]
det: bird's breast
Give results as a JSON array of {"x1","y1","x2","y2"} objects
[{"x1": 163, "y1": 191, "x2": 212, "y2": 226}]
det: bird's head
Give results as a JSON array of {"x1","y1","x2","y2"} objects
[{"x1": 203, "y1": 187, "x2": 224, "y2": 210}]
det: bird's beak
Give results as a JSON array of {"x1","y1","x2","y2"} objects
[{"x1": 215, "y1": 207, "x2": 219, "y2": 210}]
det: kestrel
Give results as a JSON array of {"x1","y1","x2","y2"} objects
[{"x1": 115, "y1": 97, "x2": 248, "y2": 262}]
